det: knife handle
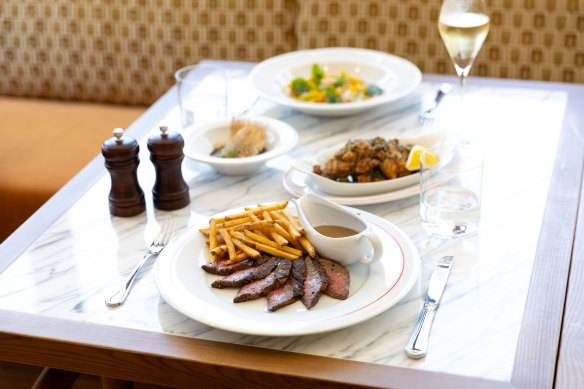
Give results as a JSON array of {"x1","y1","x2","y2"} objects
[{"x1": 404, "y1": 304, "x2": 437, "y2": 359}]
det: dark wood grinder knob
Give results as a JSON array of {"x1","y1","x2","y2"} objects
[
  {"x1": 101, "y1": 128, "x2": 146, "y2": 217},
  {"x1": 147, "y1": 126, "x2": 190, "y2": 210}
]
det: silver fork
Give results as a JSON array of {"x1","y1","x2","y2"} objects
[{"x1": 105, "y1": 218, "x2": 175, "y2": 307}]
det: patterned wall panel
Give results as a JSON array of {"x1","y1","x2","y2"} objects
[
  {"x1": 0, "y1": 0, "x2": 297, "y2": 105},
  {"x1": 0, "y1": 0, "x2": 582, "y2": 105},
  {"x1": 296, "y1": 0, "x2": 584, "y2": 84}
]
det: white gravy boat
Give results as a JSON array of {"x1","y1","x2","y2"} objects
[{"x1": 293, "y1": 193, "x2": 383, "y2": 265}]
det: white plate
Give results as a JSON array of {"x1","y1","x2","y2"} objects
[
  {"x1": 155, "y1": 206, "x2": 420, "y2": 336},
  {"x1": 249, "y1": 48, "x2": 422, "y2": 116},
  {"x1": 283, "y1": 169, "x2": 420, "y2": 205},
  {"x1": 183, "y1": 117, "x2": 298, "y2": 176},
  {"x1": 293, "y1": 133, "x2": 446, "y2": 196}
]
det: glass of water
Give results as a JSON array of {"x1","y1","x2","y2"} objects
[
  {"x1": 175, "y1": 63, "x2": 229, "y2": 129},
  {"x1": 420, "y1": 145, "x2": 484, "y2": 239}
]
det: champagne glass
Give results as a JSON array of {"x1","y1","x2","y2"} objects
[{"x1": 438, "y1": 0, "x2": 489, "y2": 143}]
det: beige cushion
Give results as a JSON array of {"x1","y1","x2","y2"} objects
[
  {"x1": 0, "y1": 97, "x2": 145, "y2": 241},
  {"x1": 0, "y1": 0, "x2": 297, "y2": 105},
  {"x1": 296, "y1": 0, "x2": 584, "y2": 83}
]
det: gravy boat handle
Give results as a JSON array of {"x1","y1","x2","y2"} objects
[{"x1": 358, "y1": 233, "x2": 383, "y2": 265}]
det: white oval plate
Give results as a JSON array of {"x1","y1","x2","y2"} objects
[
  {"x1": 183, "y1": 117, "x2": 298, "y2": 176},
  {"x1": 292, "y1": 133, "x2": 447, "y2": 196},
  {"x1": 249, "y1": 48, "x2": 422, "y2": 117},
  {"x1": 155, "y1": 205, "x2": 420, "y2": 336},
  {"x1": 283, "y1": 168, "x2": 420, "y2": 205}
]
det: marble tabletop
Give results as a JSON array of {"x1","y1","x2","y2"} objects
[{"x1": 0, "y1": 65, "x2": 575, "y2": 387}]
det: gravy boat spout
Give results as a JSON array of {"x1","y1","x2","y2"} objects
[{"x1": 293, "y1": 194, "x2": 383, "y2": 265}]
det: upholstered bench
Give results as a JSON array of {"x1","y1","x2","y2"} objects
[
  {"x1": 0, "y1": 97, "x2": 145, "y2": 240},
  {"x1": 0, "y1": 0, "x2": 297, "y2": 242}
]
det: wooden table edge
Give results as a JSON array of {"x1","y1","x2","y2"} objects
[
  {"x1": 545, "y1": 86, "x2": 584, "y2": 389},
  {"x1": 0, "y1": 310, "x2": 512, "y2": 389},
  {"x1": 1, "y1": 69, "x2": 583, "y2": 388},
  {"x1": 509, "y1": 78, "x2": 584, "y2": 389}
]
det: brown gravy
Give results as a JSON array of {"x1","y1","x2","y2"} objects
[{"x1": 314, "y1": 225, "x2": 360, "y2": 238}]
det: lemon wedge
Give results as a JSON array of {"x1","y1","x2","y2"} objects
[{"x1": 406, "y1": 145, "x2": 438, "y2": 171}]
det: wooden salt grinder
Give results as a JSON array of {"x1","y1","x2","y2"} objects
[
  {"x1": 147, "y1": 126, "x2": 190, "y2": 210},
  {"x1": 101, "y1": 128, "x2": 145, "y2": 217}
]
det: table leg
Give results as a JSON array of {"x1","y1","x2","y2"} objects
[
  {"x1": 101, "y1": 376, "x2": 134, "y2": 389},
  {"x1": 31, "y1": 367, "x2": 79, "y2": 389}
]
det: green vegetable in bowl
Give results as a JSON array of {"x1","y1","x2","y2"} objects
[
  {"x1": 334, "y1": 75, "x2": 347, "y2": 87},
  {"x1": 287, "y1": 63, "x2": 384, "y2": 103},
  {"x1": 324, "y1": 87, "x2": 341, "y2": 103},
  {"x1": 366, "y1": 85, "x2": 383, "y2": 96},
  {"x1": 292, "y1": 78, "x2": 311, "y2": 96},
  {"x1": 311, "y1": 64, "x2": 324, "y2": 85}
]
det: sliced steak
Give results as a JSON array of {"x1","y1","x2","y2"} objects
[
  {"x1": 317, "y1": 257, "x2": 350, "y2": 300},
  {"x1": 201, "y1": 255, "x2": 268, "y2": 276},
  {"x1": 291, "y1": 258, "x2": 307, "y2": 282},
  {"x1": 211, "y1": 257, "x2": 279, "y2": 289},
  {"x1": 301, "y1": 256, "x2": 329, "y2": 309},
  {"x1": 234, "y1": 259, "x2": 292, "y2": 303},
  {"x1": 266, "y1": 276, "x2": 304, "y2": 312}
]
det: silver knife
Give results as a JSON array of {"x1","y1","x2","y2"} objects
[
  {"x1": 420, "y1": 83, "x2": 453, "y2": 122},
  {"x1": 404, "y1": 255, "x2": 454, "y2": 359}
]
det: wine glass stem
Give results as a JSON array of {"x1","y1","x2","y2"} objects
[{"x1": 459, "y1": 74, "x2": 466, "y2": 144}]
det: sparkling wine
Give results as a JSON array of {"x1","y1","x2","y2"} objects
[{"x1": 438, "y1": 12, "x2": 490, "y2": 76}]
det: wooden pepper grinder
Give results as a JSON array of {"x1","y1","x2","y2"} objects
[
  {"x1": 101, "y1": 128, "x2": 146, "y2": 217},
  {"x1": 147, "y1": 126, "x2": 190, "y2": 210}
]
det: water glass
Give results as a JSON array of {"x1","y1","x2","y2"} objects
[
  {"x1": 420, "y1": 145, "x2": 483, "y2": 239},
  {"x1": 175, "y1": 64, "x2": 229, "y2": 128}
]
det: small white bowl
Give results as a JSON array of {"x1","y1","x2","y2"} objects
[
  {"x1": 183, "y1": 117, "x2": 298, "y2": 176},
  {"x1": 291, "y1": 132, "x2": 449, "y2": 196},
  {"x1": 249, "y1": 48, "x2": 422, "y2": 117}
]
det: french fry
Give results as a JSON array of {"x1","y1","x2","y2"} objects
[
  {"x1": 262, "y1": 211, "x2": 288, "y2": 245},
  {"x1": 231, "y1": 238, "x2": 261, "y2": 258},
  {"x1": 201, "y1": 201, "x2": 315, "y2": 264},
  {"x1": 219, "y1": 228, "x2": 236, "y2": 261},
  {"x1": 213, "y1": 201, "x2": 289, "y2": 223},
  {"x1": 243, "y1": 230, "x2": 303, "y2": 256},
  {"x1": 271, "y1": 223, "x2": 303, "y2": 251},
  {"x1": 299, "y1": 237, "x2": 316, "y2": 257},
  {"x1": 282, "y1": 209, "x2": 304, "y2": 234},
  {"x1": 273, "y1": 223, "x2": 293, "y2": 241},
  {"x1": 246, "y1": 212, "x2": 268, "y2": 238},
  {"x1": 199, "y1": 217, "x2": 249, "y2": 235},
  {"x1": 221, "y1": 217, "x2": 250, "y2": 228},
  {"x1": 210, "y1": 245, "x2": 227, "y2": 256},
  {"x1": 202, "y1": 221, "x2": 278, "y2": 235},
  {"x1": 243, "y1": 200, "x2": 289, "y2": 214},
  {"x1": 205, "y1": 236, "x2": 225, "y2": 246},
  {"x1": 228, "y1": 220, "x2": 278, "y2": 232},
  {"x1": 225, "y1": 251, "x2": 250, "y2": 264},
  {"x1": 247, "y1": 211, "x2": 261, "y2": 222},
  {"x1": 209, "y1": 218, "x2": 218, "y2": 252},
  {"x1": 231, "y1": 231, "x2": 300, "y2": 260},
  {"x1": 271, "y1": 211, "x2": 301, "y2": 240},
  {"x1": 253, "y1": 242, "x2": 300, "y2": 260},
  {"x1": 247, "y1": 241, "x2": 299, "y2": 260},
  {"x1": 269, "y1": 231, "x2": 288, "y2": 246},
  {"x1": 289, "y1": 239, "x2": 305, "y2": 252}
]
